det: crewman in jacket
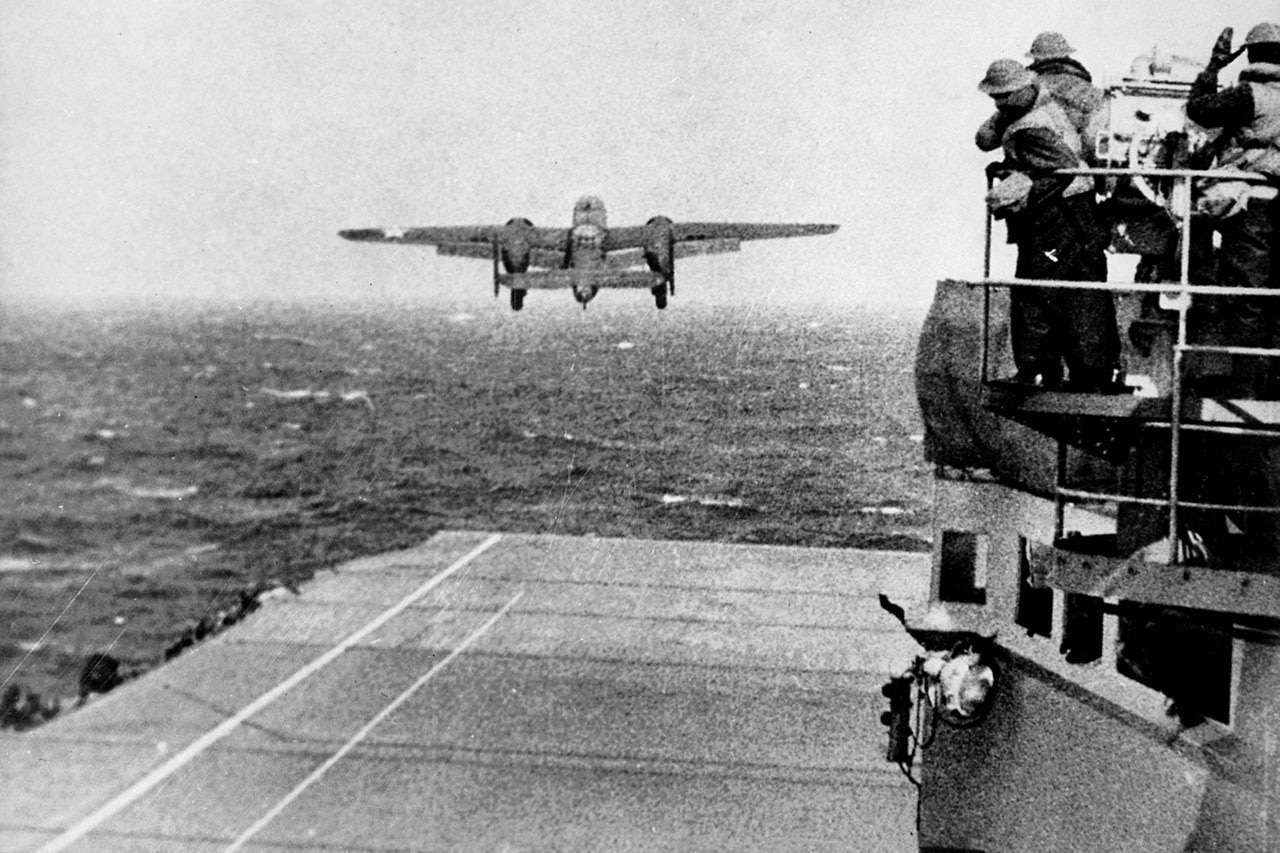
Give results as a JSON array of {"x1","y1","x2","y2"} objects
[
  {"x1": 976, "y1": 33, "x2": 1105, "y2": 162},
  {"x1": 1187, "y1": 22, "x2": 1280, "y2": 399},
  {"x1": 977, "y1": 59, "x2": 1120, "y2": 391},
  {"x1": 1025, "y1": 32, "x2": 1105, "y2": 161},
  {"x1": 1183, "y1": 23, "x2": 1280, "y2": 566}
]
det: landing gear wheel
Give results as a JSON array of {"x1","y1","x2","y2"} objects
[
  {"x1": 651, "y1": 285, "x2": 668, "y2": 310},
  {"x1": 510, "y1": 289, "x2": 526, "y2": 311}
]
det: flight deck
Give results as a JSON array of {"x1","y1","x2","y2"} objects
[{"x1": 0, "y1": 531, "x2": 927, "y2": 852}]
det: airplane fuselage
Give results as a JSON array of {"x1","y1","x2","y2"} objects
[
  {"x1": 569, "y1": 196, "x2": 608, "y2": 268},
  {"x1": 569, "y1": 225, "x2": 606, "y2": 271},
  {"x1": 566, "y1": 196, "x2": 610, "y2": 302},
  {"x1": 571, "y1": 195, "x2": 608, "y2": 230}
]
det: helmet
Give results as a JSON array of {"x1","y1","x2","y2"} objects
[
  {"x1": 1026, "y1": 31, "x2": 1076, "y2": 60},
  {"x1": 1244, "y1": 22, "x2": 1280, "y2": 46},
  {"x1": 978, "y1": 59, "x2": 1035, "y2": 95}
]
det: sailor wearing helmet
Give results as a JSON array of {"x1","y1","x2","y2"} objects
[
  {"x1": 976, "y1": 33, "x2": 1104, "y2": 162},
  {"x1": 1177, "y1": 24, "x2": 1280, "y2": 566},
  {"x1": 976, "y1": 58, "x2": 1120, "y2": 390},
  {"x1": 1187, "y1": 23, "x2": 1280, "y2": 399},
  {"x1": 1025, "y1": 32, "x2": 1105, "y2": 160}
]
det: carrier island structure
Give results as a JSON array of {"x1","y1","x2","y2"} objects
[{"x1": 904, "y1": 53, "x2": 1280, "y2": 852}]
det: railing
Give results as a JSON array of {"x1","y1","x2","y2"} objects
[{"x1": 974, "y1": 166, "x2": 1279, "y2": 566}]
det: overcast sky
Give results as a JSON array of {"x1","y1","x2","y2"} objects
[{"x1": 0, "y1": 1, "x2": 1269, "y2": 311}]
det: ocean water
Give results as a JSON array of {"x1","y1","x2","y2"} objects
[{"x1": 0, "y1": 296, "x2": 931, "y2": 701}]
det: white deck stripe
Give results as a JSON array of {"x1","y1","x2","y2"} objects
[
  {"x1": 1, "y1": 570, "x2": 98, "y2": 693},
  {"x1": 39, "y1": 533, "x2": 503, "y2": 853},
  {"x1": 223, "y1": 590, "x2": 525, "y2": 851}
]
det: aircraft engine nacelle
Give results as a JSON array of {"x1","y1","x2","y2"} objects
[
  {"x1": 642, "y1": 216, "x2": 675, "y2": 279},
  {"x1": 500, "y1": 217, "x2": 534, "y2": 273}
]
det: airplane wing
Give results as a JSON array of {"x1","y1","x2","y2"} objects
[
  {"x1": 339, "y1": 226, "x2": 570, "y2": 262},
  {"x1": 673, "y1": 222, "x2": 838, "y2": 242},
  {"x1": 435, "y1": 243, "x2": 565, "y2": 268},
  {"x1": 603, "y1": 221, "x2": 837, "y2": 253},
  {"x1": 604, "y1": 240, "x2": 743, "y2": 269},
  {"x1": 603, "y1": 248, "x2": 647, "y2": 269},
  {"x1": 339, "y1": 226, "x2": 501, "y2": 245}
]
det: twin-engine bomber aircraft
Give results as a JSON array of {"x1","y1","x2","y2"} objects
[{"x1": 339, "y1": 195, "x2": 839, "y2": 310}]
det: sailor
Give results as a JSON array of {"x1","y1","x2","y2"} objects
[
  {"x1": 1026, "y1": 32, "x2": 1105, "y2": 161},
  {"x1": 977, "y1": 59, "x2": 1120, "y2": 390},
  {"x1": 1181, "y1": 24, "x2": 1280, "y2": 567},
  {"x1": 975, "y1": 33, "x2": 1105, "y2": 162},
  {"x1": 1186, "y1": 23, "x2": 1280, "y2": 399}
]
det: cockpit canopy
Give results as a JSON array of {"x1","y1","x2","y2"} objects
[{"x1": 572, "y1": 196, "x2": 608, "y2": 230}]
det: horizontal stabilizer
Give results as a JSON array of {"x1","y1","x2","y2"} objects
[{"x1": 497, "y1": 269, "x2": 666, "y2": 290}]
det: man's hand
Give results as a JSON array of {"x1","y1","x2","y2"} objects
[{"x1": 1208, "y1": 27, "x2": 1244, "y2": 71}]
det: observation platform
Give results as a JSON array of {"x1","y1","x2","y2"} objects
[{"x1": 982, "y1": 382, "x2": 1280, "y2": 463}]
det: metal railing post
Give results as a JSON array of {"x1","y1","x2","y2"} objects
[
  {"x1": 1167, "y1": 174, "x2": 1193, "y2": 565},
  {"x1": 1055, "y1": 441, "x2": 1067, "y2": 541},
  {"x1": 982, "y1": 177, "x2": 994, "y2": 385}
]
